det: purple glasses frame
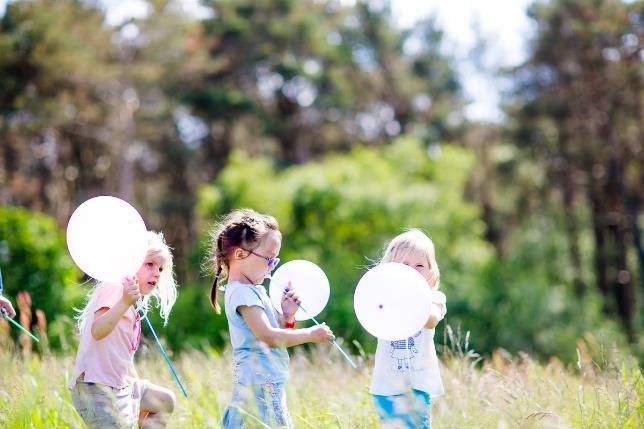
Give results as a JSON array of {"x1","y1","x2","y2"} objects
[{"x1": 243, "y1": 248, "x2": 280, "y2": 270}]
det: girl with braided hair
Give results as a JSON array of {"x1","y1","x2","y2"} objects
[{"x1": 206, "y1": 208, "x2": 334, "y2": 428}]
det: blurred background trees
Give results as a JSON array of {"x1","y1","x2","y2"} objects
[{"x1": 0, "y1": 0, "x2": 641, "y2": 361}]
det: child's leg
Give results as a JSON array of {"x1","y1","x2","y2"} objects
[
  {"x1": 138, "y1": 381, "x2": 176, "y2": 429},
  {"x1": 411, "y1": 389, "x2": 431, "y2": 429},
  {"x1": 262, "y1": 382, "x2": 293, "y2": 428},
  {"x1": 71, "y1": 382, "x2": 134, "y2": 429},
  {"x1": 222, "y1": 383, "x2": 260, "y2": 429},
  {"x1": 372, "y1": 390, "x2": 431, "y2": 429},
  {"x1": 222, "y1": 383, "x2": 292, "y2": 429}
]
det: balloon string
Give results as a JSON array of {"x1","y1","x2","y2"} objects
[
  {"x1": 136, "y1": 303, "x2": 188, "y2": 398},
  {"x1": 1, "y1": 309, "x2": 40, "y2": 343},
  {"x1": 286, "y1": 292, "x2": 357, "y2": 369}
]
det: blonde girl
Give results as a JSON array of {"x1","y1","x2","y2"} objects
[
  {"x1": 69, "y1": 231, "x2": 178, "y2": 429},
  {"x1": 370, "y1": 229, "x2": 447, "y2": 429}
]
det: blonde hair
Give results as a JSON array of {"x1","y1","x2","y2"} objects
[
  {"x1": 75, "y1": 231, "x2": 178, "y2": 333},
  {"x1": 379, "y1": 229, "x2": 440, "y2": 290},
  {"x1": 206, "y1": 208, "x2": 280, "y2": 313}
]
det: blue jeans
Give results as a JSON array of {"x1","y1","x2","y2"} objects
[
  {"x1": 222, "y1": 382, "x2": 293, "y2": 428},
  {"x1": 372, "y1": 389, "x2": 431, "y2": 429}
]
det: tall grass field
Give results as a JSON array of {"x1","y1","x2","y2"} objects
[{"x1": 0, "y1": 330, "x2": 641, "y2": 428}]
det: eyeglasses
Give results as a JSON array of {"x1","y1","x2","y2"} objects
[{"x1": 243, "y1": 248, "x2": 280, "y2": 270}]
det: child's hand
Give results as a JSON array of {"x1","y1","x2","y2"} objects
[
  {"x1": 0, "y1": 296, "x2": 16, "y2": 318},
  {"x1": 121, "y1": 276, "x2": 141, "y2": 306},
  {"x1": 281, "y1": 281, "x2": 300, "y2": 321},
  {"x1": 308, "y1": 323, "x2": 335, "y2": 343}
]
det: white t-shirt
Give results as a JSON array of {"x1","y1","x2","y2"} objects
[{"x1": 370, "y1": 290, "x2": 447, "y2": 397}]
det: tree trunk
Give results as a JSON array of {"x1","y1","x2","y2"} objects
[
  {"x1": 557, "y1": 122, "x2": 586, "y2": 296},
  {"x1": 629, "y1": 202, "x2": 644, "y2": 304},
  {"x1": 590, "y1": 189, "x2": 610, "y2": 300},
  {"x1": 602, "y1": 120, "x2": 634, "y2": 341},
  {"x1": 562, "y1": 175, "x2": 585, "y2": 296}
]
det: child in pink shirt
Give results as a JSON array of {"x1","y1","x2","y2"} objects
[{"x1": 69, "y1": 231, "x2": 178, "y2": 429}]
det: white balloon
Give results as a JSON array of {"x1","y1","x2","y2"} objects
[
  {"x1": 67, "y1": 196, "x2": 148, "y2": 283},
  {"x1": 354, "y1": 263, "x2": 432, "y2": 341},
  {"x1": 269, "y1": 260, "x2": 330, "y2": 321}
]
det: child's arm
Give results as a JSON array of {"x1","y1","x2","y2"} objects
[
  {"x1": 425, "y1": 290, "x2": 447, "y2": 329},
  {"x1": 279, "y1": 285, "x2": 299, "y2": 328},
  {"x1": 239, "y1": 305, "x2": 334, "y2": 348},
  {"x1": 425, "y1": 304, "x2": 445, "y2": 329},
  {"x1": 0, "y1": 296, "x2": 16, "y2": 318},
  {"x1": 91, "y1": 277, "x2": 140, "y2": 341}
]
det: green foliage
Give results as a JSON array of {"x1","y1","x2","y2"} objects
[
  {"x1": 0, "y1": 0, "x2": 112, "y2": 119},
  {"x1": 465, "y1": 218, "x2": 628, "y2": 360},
  {"x1": 198, "y1": 137, "x2": 492, "y2": 352},
  {"x1": 507, "y1": 0, "x2": 643, "y2": 341},
  {"x1": 185, "y1": 137, "x2": 631, "y2": 361},
  {"x1": 0, "y1": 0, "x2": 638, "y2": 366},
  {"x1": 0, "y1": 206, "x2": 82, "y2": 348},
  {"x1": 147, "y1": 282, "x2": 230, "y2": 352}
]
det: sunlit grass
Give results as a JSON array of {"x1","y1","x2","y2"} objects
[{"x1": 0, "y1": 336, "x2": 641, "y2": 428}]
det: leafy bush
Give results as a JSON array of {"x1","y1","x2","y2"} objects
[
  {"x1": 188, "y1": 137, "x2": 627, "y2": 360},
  {"x1": 0, "y1": 206, "x2": 82, "y2": 349}
]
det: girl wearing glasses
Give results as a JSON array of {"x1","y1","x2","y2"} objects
[
  {"x1": 69, "y1": 231, "x2": 178, "y2": 429},
  {"x1": 208, "y1": 208, "x2": 334, "y2": 428}
]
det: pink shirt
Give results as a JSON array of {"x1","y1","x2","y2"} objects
[{"x1": 68, "y1": 283, "x2": 141, "y2": 389}]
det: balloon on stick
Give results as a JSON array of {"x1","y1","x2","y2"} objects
[
  {"x1": 354, "y1": 262, "x2": 432, "y2": 341},
  {"x1": 269, "y1": 260, "x2": 330, "y2": 321},
  {"x1": 269, "y1": 260, "x2": 356, "y2": 368},
  {"x1": 66, "y1": 196, "x2": 188, "y2": 397},
  {"x1": 66, "y1": 196, "x2": 148, "y2": 283}
]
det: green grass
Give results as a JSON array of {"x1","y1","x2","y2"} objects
[{"x1": 0, "y1": 339, "x2": 641, "y2": 428}]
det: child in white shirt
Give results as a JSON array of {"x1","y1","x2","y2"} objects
[{"x1": 370, "y1": 229, "x2": 447, "y2": 429}]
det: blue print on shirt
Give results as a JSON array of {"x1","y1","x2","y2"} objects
[{"x1": 390, "y1": 331, "x2": 421, "y2": 371}]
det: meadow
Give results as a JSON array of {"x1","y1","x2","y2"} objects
[
  {"x1": 1, "y1": 1, "x2": 642, "y2": 428},
  {"x1": 1, "y1": 328, "x2": 641, "y2": 428}
]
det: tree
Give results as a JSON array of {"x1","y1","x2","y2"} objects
[
  {"x1": 508, "y1": 0, "x2": 643, "y2": 340},
  {"x1": 0, "y1": 0, "x2": 121, "y2": 222}
]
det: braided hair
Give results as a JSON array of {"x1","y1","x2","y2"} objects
[{"x1": 207, "y1": 209, "x2": 280, "y2": 313}]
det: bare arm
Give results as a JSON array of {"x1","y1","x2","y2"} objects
[
  {"x1": 425, "y1": 303, "x2": 445, "y2": 329},
  {"x1": 91, "y1": 277, "x2": 140, "y2": 341},
  {"x1": 238, "y1": 305, "x2": 333, "y2": 348},
  {"x1": 91, "y1": 300, "x2": 131, "y2": 340}
]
